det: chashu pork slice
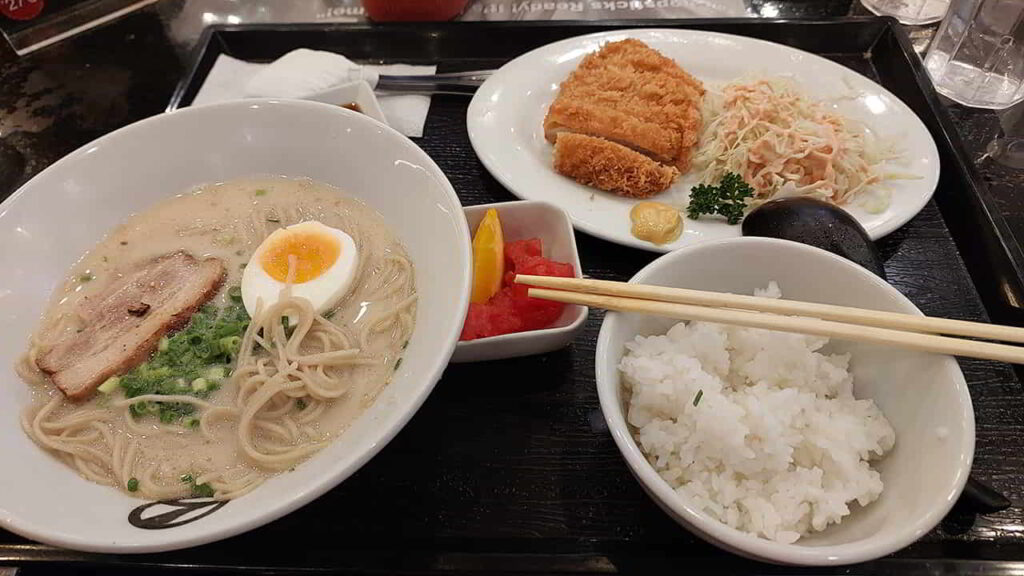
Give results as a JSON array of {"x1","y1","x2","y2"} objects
[
  {"x1": 553, "y1": 132, "x2": 679, "y2": 198},
  {"x1": 36, "y1": 251, "x2": 226, "y2": 400}
]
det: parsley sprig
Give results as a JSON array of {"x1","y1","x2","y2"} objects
[{"x1": 686, "y1": 172, "x2": 755, "y2": 225}]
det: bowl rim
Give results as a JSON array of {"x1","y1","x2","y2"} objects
[
  {"x1": 594, "y1": 237, "x2": 975, "y2": 566},
  {"x1": 0, "y1": 98, "x2": 472, "y2": 553}
]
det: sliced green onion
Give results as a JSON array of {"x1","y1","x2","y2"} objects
[
  {"x1": 693, "y1": 389, "x2": 704, "y2": 407},
  {"x1": 254, "y1": 189, "x2": 267, "y2": 196},
  {"x1": 204, "y1": 366, "x2": 226, "y2": 380},
  {"x1": 219, "y1": 336, "x2": 241, "y2": 356},
  {"x1": 296, "y1": 398, "x2": 307, "y2": 410},
  {"x1": 193, "y1": 341, "x2": 213, "y2": 359},
  {"x1": 143, "y1": 366, "x2": 172, "y2": 380},
  {"x1": 114, "y1": 292, "x2": 251, "y2": 429},
  {"x1": 192, "y1": 482, "x2": 215, "y2": 498},
  {"x1": 79, "y1": 273, "x2": 94, "y2": 283},
  {"x1": 180, "y1": 473, "x2": 193, "y2": 484},
  {"x1": 97, "y1": 376, "x2": 121, "y2": 394},
  {"x1": 126, "y1": 478, "x2": 139, "y2": 492},
  {"x1": 227, "y1": 286, "x2": 243, "y2": 302}
]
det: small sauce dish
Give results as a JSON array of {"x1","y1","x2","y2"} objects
[{"x1": 305, "y1": 81, "x2": 388, "y2": 126}]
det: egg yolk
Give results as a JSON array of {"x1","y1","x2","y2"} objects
[{"x1": 260, "y1": 229, "x2": 341, "y2": 283}]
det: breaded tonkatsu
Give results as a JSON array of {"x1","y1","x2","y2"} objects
[
  {"x1": 553, "y1": 133, "x2": 679, "y2": 199},
  {"x1": 544, "y1": 39, "x2": 704, "y2": 198}
]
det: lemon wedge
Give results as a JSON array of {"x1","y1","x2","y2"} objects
[{"x1": 471, "y1": 208, "x2": 505, "y2": 304}]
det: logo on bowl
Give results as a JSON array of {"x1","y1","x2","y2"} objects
[{"x1": 128, "y1": 499, "x2": 228, "y2": 530}]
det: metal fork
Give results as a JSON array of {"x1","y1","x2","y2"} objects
[{"x1": 375, "y1": 70, "x2": 494, "y2": 96}]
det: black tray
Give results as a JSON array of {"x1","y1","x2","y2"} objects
[{"x1": 5, "y1": 18, "x2": 1024, "y2": 575}]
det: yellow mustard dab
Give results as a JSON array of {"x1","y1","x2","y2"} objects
[{"x1": 630, "y1": 202, "x2": 682, "y2": 245}]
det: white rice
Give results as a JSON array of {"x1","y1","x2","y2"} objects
[{"x1": 619, "y1": 282, "x2": 895, "y2": 544}]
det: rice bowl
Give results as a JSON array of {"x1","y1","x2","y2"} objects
[
  {"x1": 595, "y1": 237, "x2": 974, "y2": 566},
  {"x1": 620, "y1": 282, "x2": 896, "y2": 544}
]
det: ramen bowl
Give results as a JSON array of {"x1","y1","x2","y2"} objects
[{"x1": 0, "y1": 100, "x2": 471, "y2": 553}]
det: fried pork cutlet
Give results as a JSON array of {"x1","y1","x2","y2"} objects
[
  {"x1": 555, "y1": 65, "x2": 703, "y2": 150},
  {"x1": 553, "y1": 133, "x2": 679, "y2": 199},
  {"x1": 545, "y1": 100, "x2": 683, "y2": 166},
  {"x1": 581, "y1": 38, "x2": 704, "y2": 96},
  {"x1": 544, "y1": 39, "x2": 704, "y2": 197}
]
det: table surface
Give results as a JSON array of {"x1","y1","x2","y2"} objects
[{"x1": 3, "y1": 2, "x2": 1024, "y2": 575}]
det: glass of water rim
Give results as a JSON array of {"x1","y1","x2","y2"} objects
[
  {"x1": 860, "y1": 0, "x2": 951, "y2": 26},
  {"x1": 924, "y1": 0, "x2": 1024, "y2": 109}
]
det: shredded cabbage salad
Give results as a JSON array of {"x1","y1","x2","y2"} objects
[{"x1": 694, "y1": 78, "x2": 907, "y2": 213}]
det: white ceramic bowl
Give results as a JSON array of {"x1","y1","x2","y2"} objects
[
  {"x1": 595, "y1": 238, "x2": 974, "y2": 566},
  {"x1": 452, "y1": 201, "x2": 587, "y2": 363},
  {"x1": 0, "y1": 99, "x2": 471, "y2": 553}
]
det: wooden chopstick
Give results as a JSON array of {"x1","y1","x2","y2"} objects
[
  {"x1": 516, "y1": 274, "x2": 1024, "y2": 344},
  {"x1": 514, "y1": 276, "x2": 1024, "y2": 365}
]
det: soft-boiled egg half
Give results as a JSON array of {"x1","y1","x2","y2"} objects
[{"x1": 241, "y1": 221, "x2": 358, "y2": 318}]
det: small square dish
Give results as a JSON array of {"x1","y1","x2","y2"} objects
[
  {"x1": 452, "y1": 201, "x2": 588, "y2": 363},
  {"x1": 305, "y1": 80, "x2": 389, "y2": 125}
]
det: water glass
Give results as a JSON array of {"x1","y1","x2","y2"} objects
[
  {"x1": 924, "y1": 0, "x2": 1024, "y2": 109},
  {"x1": 860, "y1": 0, "x2": 951, "y2": 26}
]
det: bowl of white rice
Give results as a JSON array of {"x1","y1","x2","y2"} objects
[{"x1": 595, "y1": 237, "x2": 974, "y2": 566}]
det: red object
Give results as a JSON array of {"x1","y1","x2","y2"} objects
[
  {"x1": 362, "y1": 0, "x2": 469, "y2": 21},
  {"x1": 0, "y1": 0, "x2": 44, "y2": 20},
  {"x1": 461, "y1": 239, "x2": 575, "y2": 341}
]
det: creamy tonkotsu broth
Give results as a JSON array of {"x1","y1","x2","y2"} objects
[{"x1": 18, "y1": 177, "x2": 416, "y2": 500}]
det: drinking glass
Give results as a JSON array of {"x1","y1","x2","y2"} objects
[
  {"x1": 982, "y1": 101, "x2": 1024, "y2": 169},
  {"x1": 924, "y1": 0, "x2": 1024, "y2": 109},
  {"x1": 860, "y1": 0, "x2": 951, "y2": 26}
]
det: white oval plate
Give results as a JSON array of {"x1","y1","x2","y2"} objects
[
  {"x1": 0, "y1": 100, "x2": 471, "y2": 553},
  {"x1": 467, "y1": 28, "x2": 941, "y2": 252}
]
